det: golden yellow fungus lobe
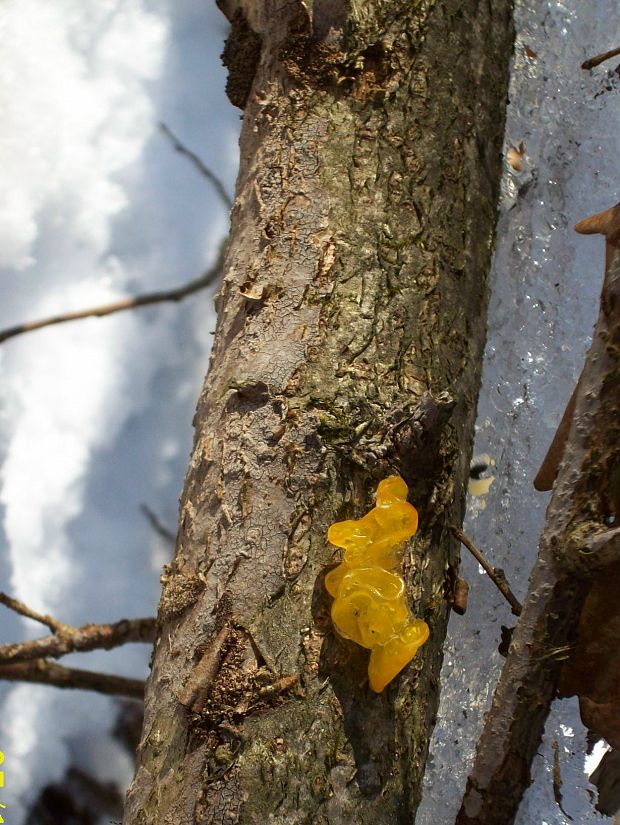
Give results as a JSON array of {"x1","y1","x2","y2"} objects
[{"x1": 325, "y1": 475, "x2": 429, "y2": 692}]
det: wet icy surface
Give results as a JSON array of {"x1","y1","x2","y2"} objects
[{"x1": 417, "y1": 2, "x2": 620, "y2": 823}]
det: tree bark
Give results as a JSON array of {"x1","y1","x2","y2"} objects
[{"x1": 124, "y1": 2, "x2": 513, "y2": 823}]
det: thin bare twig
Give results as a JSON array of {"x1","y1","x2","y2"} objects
[
  {"x1": 0, "y1": 592, "x2": 70, "y2": 634},
  {"x1": 140, "y1": 503, "x2": 176, "y2": 545},
  {"x1": 159, "y1": 122, "x2": 233, "y2": 210},
  {"x1": 0, "y1": 659, "x2": 145, "y2": 699},
  {"x1": 0, "y1": 615, "x2": 157, "y2": 665},
  {"x1": 582, "y1": 45, "x2": 620, "y2": 71},
  {"x1": 0, "y1": 240, "x2": 226, "y2": 345},
  {"x1": 451, "y1": 527, "x2": 522, "y2": 616}
]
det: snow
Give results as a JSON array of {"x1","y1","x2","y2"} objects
[
  {"x1": 0, "y1": 1, "x2": 238, "y2": 821},
  {"x1": 0, "y1": 0, "x2": 617, "y2": 822}
]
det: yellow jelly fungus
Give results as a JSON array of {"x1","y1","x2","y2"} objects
[{"x1": 326, "y1": 475, "x2": 429, "y2": 692}]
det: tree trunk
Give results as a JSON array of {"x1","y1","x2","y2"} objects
[{"x1": 124, "y1": 2, "x2": 513, "y2": 823}]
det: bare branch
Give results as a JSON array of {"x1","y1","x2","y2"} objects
[
  {"x1": 451, "y1": 527, "x2": 522, "y2": 616},
  {"x1": 582, "y1": 45, "x2": 620, "y2": 71},
  {"x1": 0, "y1": 659, "x2": 145, "y2": 699},
  {"x1": 0, "y1": 591, "x2": 70, "y2": 634},
  {"x1": 0, "y1": 616, "x2": 157, "y2": 665},
  {"x1": 159, "y1": 122, "x2": 233, "y2": 210},
  {"x1": 0, "y1": 241, "x2": 225, "y2": 345},
  {"x1": 140, "y1": 503, "x2": 176, "y2": 545}
]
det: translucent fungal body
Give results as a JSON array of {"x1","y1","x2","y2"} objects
[{"x1": 326, "y1": 476, "x2": 429, "y2": 692}]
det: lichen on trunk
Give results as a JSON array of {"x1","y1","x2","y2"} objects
[{"x1": 124, "y1": 1, "x2": 513, "y2": 823}]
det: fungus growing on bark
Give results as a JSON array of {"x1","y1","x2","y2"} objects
[{"x1": 325, "y1": 476, "x2": 429, "y2": 692}]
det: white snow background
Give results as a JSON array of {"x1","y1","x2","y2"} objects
[
  {"x1": 0, "y1": 1, "x2": 238, "y2": 821},
  {"x1": 0, "y1": 1, "x2": 618, "y2": 823}
]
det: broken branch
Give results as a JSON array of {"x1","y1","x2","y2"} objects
[
  {"x1": 451, "y1": 527, "x2": 522, "y2": 616},
  {"x1": 534, "y1": 203, "x2": 620, "y2": 493},
  {"x1": 582, "y1": 45, "x2": 620, "y2": 71},
  {"x1": 452, "y1": 577, "x2": 470, "y2": 616},
  {"x1": 178, "y1": 624, "x2": 230, "y2": 712},
  {"x1": 533, "y1": 381, "x2": 579, "y2": 491},
  {"x1": 456, "y1": 209, "x2": 620, "y2": 825}
]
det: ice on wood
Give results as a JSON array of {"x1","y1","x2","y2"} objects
[{"x1": 417, "y1": 1, "x2": 620, "y2": 823}]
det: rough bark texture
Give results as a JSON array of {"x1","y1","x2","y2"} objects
[
  {"x1": 124, "y1": 1, "x2": 513, "y2": 823},
  {"x1": 457, "y1": 246, "x2": 620, "y2": 825}
]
